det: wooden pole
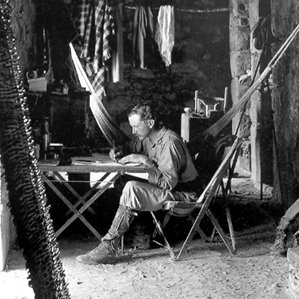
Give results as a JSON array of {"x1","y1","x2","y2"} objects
[{"x1": 203, "y1": 24, "x2": 299, "y2": 138}]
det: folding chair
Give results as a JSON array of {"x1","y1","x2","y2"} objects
[{"x1": 151, "y1": 137, "x2": 242, "y2": 261}]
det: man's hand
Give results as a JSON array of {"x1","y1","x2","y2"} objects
[
  {"x1": 118, "y1": 154, "x2": 154, "y2": 168},
  {"x1": 109, "y1": 148, "x2": 123, "y2": 162}
]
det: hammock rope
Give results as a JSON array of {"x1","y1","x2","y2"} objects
[
  {"x1": 203, "y1": 23, "x2": 299, "y2": 138},
  {"x1": 70, "y1": 42, "x2": 128, "y2": 147}
]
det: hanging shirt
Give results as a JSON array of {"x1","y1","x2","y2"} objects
[{"x1": 155, "y1": 5, "x2": 175, "y2": 67}]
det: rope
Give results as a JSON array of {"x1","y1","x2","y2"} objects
[
  {"x1": 203, "y1": 24, "x2": 299, "y2": 138},
  {"x1": 70, "y1": 43, "x2": 128, "y2": 147},
  {"x1": 233, "y1": 50, "x2": 262, "y2": 137}
]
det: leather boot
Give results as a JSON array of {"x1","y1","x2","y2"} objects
[
  {"x1": 75, "y1": 239, "x2": 117, "y2": 265},
  {"x1": 103, "y1": 205, "x2": 137, "y2": 240},
  {"x1": 270, "y1": 229, "x2": 287, "y2": 256},
  {"x1": 76, "y1": 205, "x2": 136, "y2": 265}
]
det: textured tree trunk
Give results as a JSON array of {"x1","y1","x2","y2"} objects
[{"x1": 0, "y1": 2, "x2": 70, "y2": 298}]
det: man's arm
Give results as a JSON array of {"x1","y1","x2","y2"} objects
[
  {"x1": 118, "y1": 153, "x2": 154, "y2": 168},
  {"x1": 109, "y1": 137, "x2": 141, "y2": 162},
  {"x1": 147, "y1": 140, "x2": 184, "y2": 190},
  {"x1": 115, "y1": 136, "x2": 186, "y2": 191}
]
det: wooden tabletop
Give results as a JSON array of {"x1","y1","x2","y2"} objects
[{"x1": 38, "y1": 154, "x2": 147, "y2": 173}]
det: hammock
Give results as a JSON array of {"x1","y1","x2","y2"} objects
[
  {"x1": 203, "y1": 24, "x2": 299, "y2": 138},
  {"x1": 71, "y1": 19, "x2": 299, "y2": 147},
  {"x1": 69, "y1": 42, "x2": 128, "y2": 147}
]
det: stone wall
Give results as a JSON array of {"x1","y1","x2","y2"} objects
[
  {"x1": 6, "y1": 1, "x2": 231, "y2": 146},
  {"x1": 229, "y1": 0, "x2": 251, "y2": 174},
  {"x1": 103, "y1": 5, "x2": 230, "y2": 139},
  {"x1": 248, "y1": 0, "x2": 273, "y2": 188},
  {"x1": 229, "y1": 0, "x2": 274, "y2": 190}
]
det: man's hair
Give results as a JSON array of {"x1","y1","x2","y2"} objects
[{"x1": 128, "y1": 103, "x2": 164, "y2": 129}]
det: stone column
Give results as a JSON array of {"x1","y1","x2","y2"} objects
[
  {"x1": 248, "y1": 0, "x2": 262, "y2": 188},
  {"x1": 249, "y1": 0, "x2": 274, "y2": 190},
  {"x1": 229, "y1": 0, "x2": 251, "y2": 172}
]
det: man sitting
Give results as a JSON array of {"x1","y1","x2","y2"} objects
[{"x1": 76, "y1": 103, "x2": 200, "y2": 264}]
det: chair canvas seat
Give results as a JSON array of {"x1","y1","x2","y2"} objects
[
  {"x1": 163, "y1": 201, "x2": 201, "y2": 211},
  {"x1": 151, "y1": 137, "x2": 242, "y2": 261}
]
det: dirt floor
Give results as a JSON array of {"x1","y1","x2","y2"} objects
[{"x1": 0, "y1": 177, "x2": 297, "y2": 299}]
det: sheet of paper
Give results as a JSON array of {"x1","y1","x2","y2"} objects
[
  {"x1": 120, "y1": 162, "x2": 141, "y2": 167},
  {"x1": 38, "y1": 159, "x2": 59, "y2": 166},
  {"x1": 72, "y1": 154, "x2": 112, "y2": 165}
]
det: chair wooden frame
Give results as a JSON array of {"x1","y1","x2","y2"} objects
[{"x1": 151, "y1": 137, "x2": 242, "y2": 261}]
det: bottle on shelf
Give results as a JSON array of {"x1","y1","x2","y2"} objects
[
  {"x1": 32, "y1": 126, "x2": 41, "y2": 160},
  {"x1": 41, "y1": 116, "x2": 51, "y2": 159}
]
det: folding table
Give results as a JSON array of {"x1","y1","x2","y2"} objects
[{"x1": 38, "y1": 155, "x2": 147, "y2": 240}]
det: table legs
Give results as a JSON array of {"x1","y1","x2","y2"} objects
[{"x1": 41, "y1": 172, "x2": 121, "y2": 240}]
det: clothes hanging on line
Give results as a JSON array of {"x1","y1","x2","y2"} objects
[
  {"x1": 111, "y1": 3, "x2": 124, "y2": 83},
  {"x1": 72, "y1": 0, "x2": 126, "y2": 146},
  {"x1": 70, "y1": 43, "x2": 128, "y2": 147},
  {"x1": 155, "y1": 5, "x2": 175, "y2": 67},
  {"x1": 75, "y1": 0, "x2": 96, "y2": 61},
  {"x1": 94, "y1": 0, "x2": 107, "y2": 72},
  {"x1": 132, "y1": 5, "x2": 155, "y2": 68},
  {"x1": 74, "y1": 0, "x2": 123, "y2": 87}
]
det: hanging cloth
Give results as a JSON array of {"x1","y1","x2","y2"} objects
[
  {"x1": 155, "y1": 5, "x2": 175, "y2": 67},
  {"x1": 203, "y1": 24, "x2": 299, "y2": 138},
  {"x1": 73, "y1": 0, "x2": 127, "y2": 146},
  {"x1": 111, "y1": 3, "x2": 124, "y2": 82},
  {"x1": 132, "y1": 6, "x2": 154, "y2": 68},
  {"x1": 76, "y1": 0, "x2": 96, "y2": 60},
  {"x1": 102, "y1": 4, "x2": 113, "y2": 63},
  {"x1": 90, "y1": 2, "x2": 114, "y2": 97},
  {"x1": 75, "y1": 0, "x2": 124, "y2": 92},
  {"x1": 70, "y1": 43, "x2": 128, "y2": 147},
  {"x1": 93, "y1": 0, "x2": 106, "y2": 73}
]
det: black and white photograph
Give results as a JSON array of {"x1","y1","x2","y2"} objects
[{"x1": 0, "y1": 0, "x2": 298, "y2": 298}]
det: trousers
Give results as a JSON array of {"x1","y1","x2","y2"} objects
[{"x1": 115, "y1": 175, "x2": 198, "y2": 212}]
